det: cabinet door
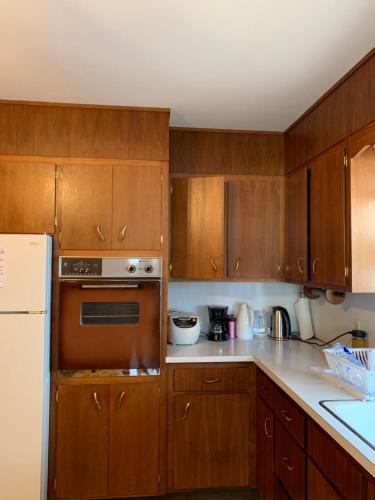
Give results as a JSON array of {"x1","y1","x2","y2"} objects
[
  {"x1": 310, "y1": 142, "x2": 347, "y2": 287},
  {"x1": 108, "y1": 383, "x2": 159, "y2": 497},
  {"x1": 227, "y1": 178, "x2": 283, "y2": 279},
  {"x1": 171, "y1": 177, "x2": 225, "y2": 279},
  {"x1": 307, "y1": 460, "x2": 341, "y2": 500},
  {"x1": 0, "y1": 162, "x2": 55, "y2": 233},
  {"x1": 112, "y1": 165, "x2": 162, "y2": 250},
  {"x1": 55, "y1": 385, "x2": 109, "y2": 499},
  {"x1": 172, "y1": 393, "x2": 249, "y2": 490},
  {"x1": 285, "y1": 167, "x2": 308, "y2": 282},
  {"x1": 256, "y1": 397, "x2": 274, "y2": 500},
  {"x1": 59, "y1": 164, "x2": 112, "y2": 249}
]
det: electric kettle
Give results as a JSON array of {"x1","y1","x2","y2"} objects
[{"x1": 269, "y1": 306, "x2": 291, "y2": 341}]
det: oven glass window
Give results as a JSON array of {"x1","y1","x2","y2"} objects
[{"x1": 81, "y1": 302, "x2": 140, "y2": 325}]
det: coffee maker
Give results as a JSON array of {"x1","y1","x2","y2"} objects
[{"x1": 207, "y1": 305, "x2": 228, "y2": 342}]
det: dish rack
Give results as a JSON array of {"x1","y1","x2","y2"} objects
[{"x1": 324, "y1": 347, "x2": 375, "y2": 397}]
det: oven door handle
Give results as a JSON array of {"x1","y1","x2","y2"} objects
[{"x1": 81, "y1": 284, "x2": 140, "y2": 289}]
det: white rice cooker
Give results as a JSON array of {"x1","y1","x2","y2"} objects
[{"x1": 168, "y1": 310, "x2": 201, "y2": 345}]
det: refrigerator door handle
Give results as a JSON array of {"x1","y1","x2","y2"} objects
[{"x1": 0, "y1": 310, "x2": 46, "y2": 315}]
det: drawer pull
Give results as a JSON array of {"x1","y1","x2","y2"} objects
[
  {"x1": 264, "y1": 417, "x2": 272, "y2": 438},
  {"x1": 92, "y1": 392, "x2": 102, "y2": 411},
  {"x1": 210, "y1": 256, "x2": 218, "y2": 272},
  {"x1": 203, "y1": 378, "x2": 222, "y2": 384},
  {"x1": 281, "y1": 410, "x2": 293, "y2": 423},
  {"x1": 281, "y1": 457, "x2": 294, "y2": 472},
  {"x1": 182, "y1": 401, "x2": 191, "y2": 420},
  {"x1": 115, "y1": 391, "x2": 125, "y2": 410}
]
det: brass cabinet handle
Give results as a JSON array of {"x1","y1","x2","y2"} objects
[
  {"x1": 203, "y1": 378, "x2": 222, "y2": 384},
  {"x1": 96, "y1": 225, "x2": 105, "y2": 242},
  {"x1": 280, "y1": 410, "x2": 293, "y2": 423},
  {"x1": 264, "y1": 417, "x2": 272, "y2": 439},
  {"x1": 312, "y1": 256, "x2": 319, "y2": 273},
  {"x1": 119, "y1": 225, "x2": 128, "y2": 242},
  {"x1": 115, "y1": 391, "x2": 126, "y2": 410},
  {"x1": 281, "y1": 457, "x2": 294, "y2": 472},
  {"x1": 234, "y1": 257, "x2": 240, "y2": 272},
  {"x1": 210, "y1": 257, "x2": 217, "y2": 272},
  {"x1": 182, "y1": 401, "x2": 191, "y2": 420},
  {"x1": 92, "y1": 392, "x2": 102, "y2": 411},
  {"x1": 297, "y1": 257, "x2": 304, "y2": 274}
]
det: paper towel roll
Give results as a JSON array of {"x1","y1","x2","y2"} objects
[{"x1": 294, "y1": 295, "x2": 315, "y2": 340}]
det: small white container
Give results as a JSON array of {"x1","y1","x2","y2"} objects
[
  {"x1": 236, "y1": 302, "x2": 255, "y2": 340},
  {"x1": 168, "y1": 311, "x2": 201, "y2": 345}
]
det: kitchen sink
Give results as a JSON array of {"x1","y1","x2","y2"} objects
[{"x1": 320, "y1": 400, "x2": 375, "y2": 451}]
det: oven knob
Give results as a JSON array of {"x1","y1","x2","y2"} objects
[
  {"x1": 79, "y1": 268, "x2": 85, "y2": 274},
  {"x1": 144, "y1": 265, "x2": 153, "y2": 273},
  {"x1": 127, "y1": 265, "x2": 136, "y2": 273}
]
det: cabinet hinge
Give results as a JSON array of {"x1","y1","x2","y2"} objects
[
  {"x1": 160, "y1": 234, "x2": 163, "y2": 245},
  {"x1": 55, "y1": 389, "x2": 59, "y2": 404},
  {"x1": 345, "y1": 266, "x2": 350, "y2": 278},
  {"x1": 56, "y1": 170, "x2": 62, "y2": 180},
  {"x1": 161, "y1": 174, "x2": 163, "y2": 185},
  {"x1": 169, "y1": 263, "x2": 172, "y2": 274},
  {"x1": 54, "y1": 478, "x2": 57, "y2": 491},
  {"x1": 170, "y1": 184, "x2": 173, "y2": 196},
  {"x1": 157, "y1": 473, "x2": 161, "y2": 484},
  {"x1": 54, "y1": 215, "x2": 58, "y2": 228},
  {"x1": 344, "y1": 152, "x2": 348, "y2": 168}
]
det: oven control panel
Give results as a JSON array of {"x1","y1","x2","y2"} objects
[{"x1": 59, "y1": 257, "x2": 162, "y2": 279}]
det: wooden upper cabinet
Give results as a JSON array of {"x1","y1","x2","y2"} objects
[
  {"x1": 310, "y1": 142, "x2": 347, "y2": 288},
  {"x1": 55, "y1": 384, "x2": 109, "y2": 499},
  {"x1": 227, "y1": 177, "x2": 284, "y2": 280},
  {"x1": 171, "y1": 177, "x2": 225, "y2": 279},
  {"x1": 59, "y1": 163, "x2": 113, "y2": 250},
  {"x1": 112, "y1": 165, "x2": 162, "y2": 250},
  {"x1": 0, "y1": 161, "x2": 55, "y2": 234},
  {"x1": 108, "y1": 383, "x2": 159, "y2": 497},
  {"x1": 285, "y1": 167, "x2": 308, "y2": 282}
]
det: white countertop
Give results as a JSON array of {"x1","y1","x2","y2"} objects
[{"x1": 167, "y1": 336, "x2": 375, "y2": 477}]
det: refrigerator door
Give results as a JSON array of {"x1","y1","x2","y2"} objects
[
  {"x1": 0, "y1": 313, "x2": 50, "y2": 500},
  {"x1": 0, "y1": 234, "x2": 52, "y2": 312}
]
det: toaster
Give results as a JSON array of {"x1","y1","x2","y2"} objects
[{"x1": 168, "y1": 310, "x2": 201, "y2": 345}]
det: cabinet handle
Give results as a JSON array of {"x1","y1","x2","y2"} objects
[
  {"x1": 281, "y1": 457, "x2": 294, "y2": 472},
  {"x1": 92, "y1": 392, "x2": 102, "y2": 411},
  {"x1": 115, "y1": 391, "x2": 126, "y2": 410},
  {"x1": 297, "y1": 257, "x2": 304, "y2": 274},
  {"x1": 96, "y1": 225, "x2": 105, "y2": 242},
  {"x1": 234, "y1": 257, "x2": 240, "y2": 272},
  {"x1": 210, "y1": 257, "x2": 217, "y2": 272},
  {"x1": 280, "y1": 410, "x2": 293, "y2": 423},
  {"x1": 119, "y1": 225, "x2": 128, "y2": 242},
  {"x1": 203, "y1": 378, "x2": 222, "y2": 384},
  {"x1": 264, "y1": 417, "x2": 272, "y2": 438},
  {"x1": 181, "y1": 401, "x2": 191, "y2": 420},
  {"x1": 312, "y1": 256, "x2": 319, "y2": 273}
]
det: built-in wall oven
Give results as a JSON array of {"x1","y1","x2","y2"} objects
[{"x1": 58, "y1": 257, "x2": 162, "y2": 372}]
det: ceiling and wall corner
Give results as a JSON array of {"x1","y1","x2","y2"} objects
[{"x1": 1, "y1": 0, "x2": 374, "y2": 130}]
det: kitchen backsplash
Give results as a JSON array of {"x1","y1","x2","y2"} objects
[{"x1": 169, "y1": 282, "x2": 375, "y2": 347}]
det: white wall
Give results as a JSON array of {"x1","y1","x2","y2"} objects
[
  {"x1": 168, "y1": 282, "x2": 300, "y2": 333},
  {"x1": 169, "y1": 282, "x2": 375, "y2": 347}
]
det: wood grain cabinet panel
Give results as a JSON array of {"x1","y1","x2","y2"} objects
[
  {"x1": 367, "y1": 479, "x2": 375, "y2": 500},
  {"x1": 0, "y1": 104, "x2": 17, "y2": 153},
  {"x1": 68, "y1": 108, "x2": 105, "y2": 158},
  {"x1": 172, "y1": 393, "x2": 250, "y2": 490},
  {"x1": 285, "y1": 167, "x2": 308, "y2": 282},
  {"x1": 55, "y1": 385, "x2": 109, "y2": 499},
  {"x1": 34, "y1": 106, "x2": 69, "y2": 156},
  {"x1": 257, "y1": 369, "x2": 274, "y2": 409},
  {"x1": 307, "y1": 459, "x2": 341, "y2": 500},
  {"x1": 349, "y1": 54, "x2": 375, "y2": 133},
  {"x1": 112, "y1": 164, "x2": 162, "y2": 250},
  {"x1": 227, "y1": 177, "x2": 284, "y2": 280},
  {"x1": 0, "y1": 161, "x2": 55, "y2": 234},
  {"x1": 171, "y1": 176, "x2": 225, "y2": 279},
  {"x1": 59, "y1": 163, "x2": 112, "y2": 249},
  {"x1": 310, "y1": 141, "x2": 347, "y2": 288},
  {"x1": 256, "y1": 397, "x2": 274, "y2": 500},
  {"x1": 173, "y1": 366, "x2": 250, "y2": 392},
  {"x1": 274, "y1": 389, "x2": 305, "y2": 448},
  {"x1": 108, "y1": 383, "x2": 159, "y2": 497}
]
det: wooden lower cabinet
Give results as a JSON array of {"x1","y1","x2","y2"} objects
[
  {"x1": 256, "y1": 397, "x2": 274, "y2": 500},
  {"x1": 55, "y1": 381, "x2": 160, "y2": 499},
  {"x1": 171, "y1": 393, "x2": 250, "y2": 490},
  {"x1": 307, "y1": 459, "x2": 341, "y2": 500}
]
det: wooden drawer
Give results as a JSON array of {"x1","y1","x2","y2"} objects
[
  {"x1": 307, "y1": 459, "x2": 341, "y2": 500},
  {"x1": 274, "y1": 476, "x2": 291, "y2": 500},
  {"x1": 257, "y1": 369, "x2": 274, "y2": 408},
  {"x1": 173, "y1": 366, "x2": 249, "y2": 392},
  {"x1": 275, "y1": 421, "x2": 306, "y2": 500},
  {"x1": 274, "y1": 389, "x2": 305, "y2": 447},
  {"x1": 308, "y1": 422, "x2": 363, "y2": 500}
]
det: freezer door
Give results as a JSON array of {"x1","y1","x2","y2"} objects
[
  {"x1": 0, "y1": 313, "x2": 50, "y2": 500},
  {"x1": 0, "y1": 234, "x2": 52, "y2": 312}
]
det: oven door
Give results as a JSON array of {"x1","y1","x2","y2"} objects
[{"x1": 59, "y1": 280, "x2": 161, "y2": 370}]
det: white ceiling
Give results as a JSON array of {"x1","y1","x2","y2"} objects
[{"x1": 1, "y1": 1, "x2": 375, "y2": 131}]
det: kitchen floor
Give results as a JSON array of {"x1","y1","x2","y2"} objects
[{"x1": 137, "y1": 490, "x2": 259, "y2": 500}]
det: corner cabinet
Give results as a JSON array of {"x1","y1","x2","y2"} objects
[
  {"x1": 58, "y1": 163, "x2": 163, "y2": 251},
  {"x1": 55, "y1": 381, "x2": 160, "y2": 499}
]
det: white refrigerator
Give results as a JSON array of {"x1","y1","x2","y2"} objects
[{"x1": 0, "y1": 234, "x2": 52, "y2": 500}]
